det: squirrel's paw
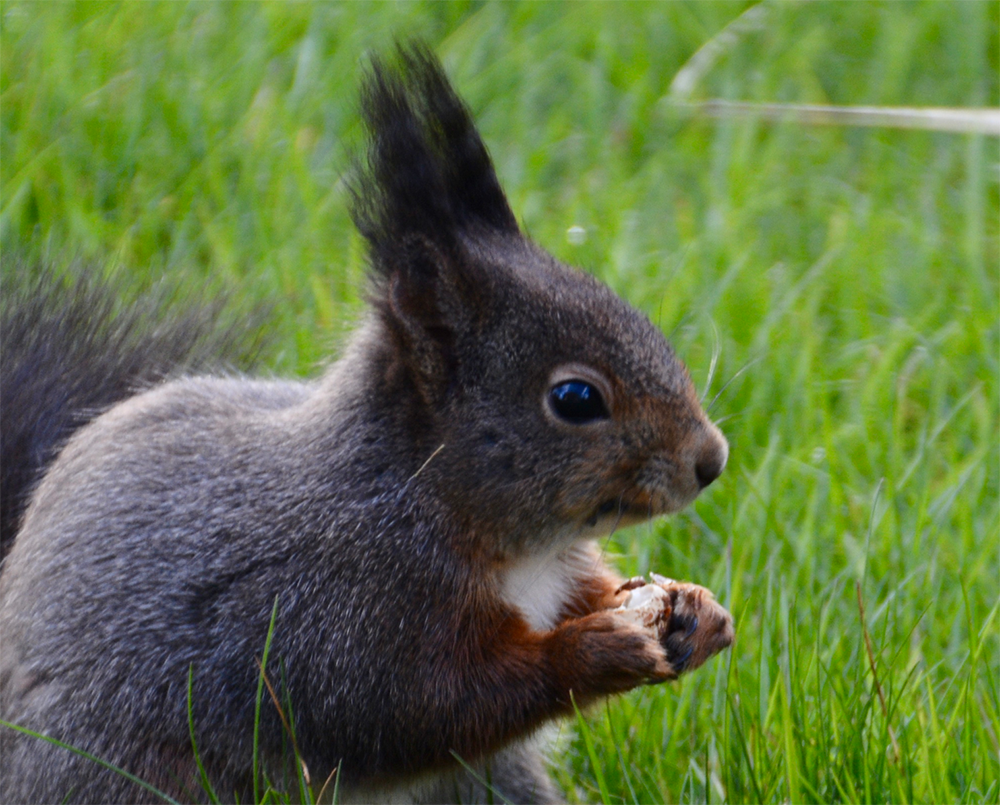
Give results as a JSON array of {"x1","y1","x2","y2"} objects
[
  {"x1": 615, "y1": 575, "x2": 734, "y2": 677},
  {"x1": 549, "y1": 610, "x2": 674, "y2": 699}
]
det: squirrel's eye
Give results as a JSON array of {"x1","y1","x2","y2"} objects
[{"x1": 548, "y1": 380, "x2": 609, "y2": 424}]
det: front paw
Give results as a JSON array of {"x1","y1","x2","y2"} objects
[
  {"x1": 548, "y1": 610, "x2": 674, "y2": 700},
  {"x1": 616, "y1": 576, "x2": 733, "y2": 676}
]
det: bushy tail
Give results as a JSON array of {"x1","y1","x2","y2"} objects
[{"x1": 0, "y1": 257, "x2": 269, "y2": 561}]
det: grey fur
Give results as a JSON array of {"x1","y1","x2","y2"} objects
[{"x1": 0, "y1": 45, "x2": 727, "y2": 804}]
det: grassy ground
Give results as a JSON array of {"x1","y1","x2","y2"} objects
[{"x1": 3, "y1": 2, "x2": 998, "y2": 803}]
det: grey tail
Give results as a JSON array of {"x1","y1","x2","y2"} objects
[{"x1": 0, "y1": 256, "x2": 269, "y2": 562}]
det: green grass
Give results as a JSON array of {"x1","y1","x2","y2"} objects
[{"x1": 3, "y1": 2, "x2": 998, "y2": 803}]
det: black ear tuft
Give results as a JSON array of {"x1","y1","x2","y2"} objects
[{"x1": 350, "y1": 42, "x2": 519, "y2": 276}]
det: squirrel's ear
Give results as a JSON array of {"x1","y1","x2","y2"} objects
[
  {"x1": 351, "y1": 43, "x2": 519, "y2": 271},
  {"x1": 352, "y1": 42, "x2": 510, "y2": 399},
  {"x1": 382, "y1": 234, "x2": 479, "y2": 397}
]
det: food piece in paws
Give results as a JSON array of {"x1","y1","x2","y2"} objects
[
  {"x1": 615, "y1": 575, "x2": 734, "y2": 676},
  {"x1": 614, "y1": 581, "x2": 672, "y2": 633}
]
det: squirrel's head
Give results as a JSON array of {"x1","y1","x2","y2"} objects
[{"x1": 350, "y1": 43, "x2": 727, "y2": 552}]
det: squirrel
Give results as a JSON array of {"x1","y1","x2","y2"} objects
[{"x1": 0, "y1": 43, "x2": 733, "y2": 804}]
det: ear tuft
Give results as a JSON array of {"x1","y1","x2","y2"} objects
[{"x1": 350, "y1": 41, "x2": 519, "y2": 280}]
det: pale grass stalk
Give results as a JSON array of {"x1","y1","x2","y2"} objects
[{"x1": 673, "y1": 100, "x2": 1000, "y2": 135}]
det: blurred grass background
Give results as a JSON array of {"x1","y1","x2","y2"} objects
[{"x1": 2, "y1": 2, "x2": 998, "y2": 803}]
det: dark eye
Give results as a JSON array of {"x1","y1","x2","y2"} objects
[{"x1": 548, "y1": 380, "x2": 610, "y2": 424}]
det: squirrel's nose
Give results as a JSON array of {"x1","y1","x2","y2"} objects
[{"x1": 694, "y1": 428, "x2": 728, "y2": 490}]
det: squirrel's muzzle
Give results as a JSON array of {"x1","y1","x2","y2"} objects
[{"x1": 693, "y1": 421, "x2": 728, "y2": 490}]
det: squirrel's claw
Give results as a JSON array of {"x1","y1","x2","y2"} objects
[
  {"x1": 658, "y1": 583, "x2": 733, "y2": 676},
  {"x1": 614, "y1": 576, "x2": 648, "y2": 595}
]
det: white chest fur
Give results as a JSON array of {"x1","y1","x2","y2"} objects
[{"x1": 498, "y1": 541, "x2": 593, "y2": 631}]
